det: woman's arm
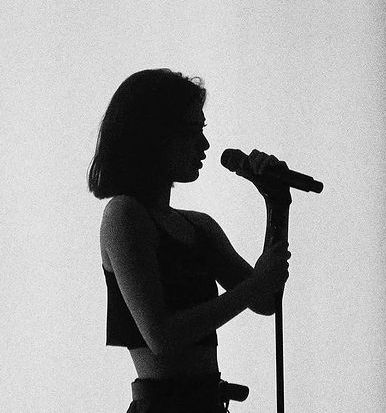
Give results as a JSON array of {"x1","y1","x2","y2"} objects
[
  {"x1": 101, "y1": 196, "x2": 255, "y2": 357},
  {"x1": 189, "y1": 211, "x2": 276, "y2": 315},
  {"x1": 161, "y1": 279, "x2": 254, "y2": 356}
]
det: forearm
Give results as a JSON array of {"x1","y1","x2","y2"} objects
[
  {"x1": 226, "y1": 269, "x2": 274, "y2": 315},
  {"x1": 159, "y1": 201, "x2": 292, "y2": 351},
  {"x1": 159, "y1": 280, "x2": 252, "y2": 356}
]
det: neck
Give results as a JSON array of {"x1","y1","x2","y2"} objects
[{"x1": 138, "y1": 184, "x2": 173, "y2": 213}]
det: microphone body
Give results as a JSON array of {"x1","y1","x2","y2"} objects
[{"x1": 221, "y1": 149, "x2": 323, "y2": 194}]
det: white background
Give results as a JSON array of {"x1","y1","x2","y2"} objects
[{"x1": 2, "y1": 1, "x2": 385, "y2": 412}]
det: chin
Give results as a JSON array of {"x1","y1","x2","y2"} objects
[{"x1": 175, "y1": 170, "x2": 200, "y2": 183}]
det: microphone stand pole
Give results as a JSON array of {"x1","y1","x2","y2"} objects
[{"x1": 262, "y1": 196, "x2": 291, "y2": 413}]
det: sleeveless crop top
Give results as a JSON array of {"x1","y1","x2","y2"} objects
[{"x1": 102, "y1": 209, "x2": 219, "y2": 349}]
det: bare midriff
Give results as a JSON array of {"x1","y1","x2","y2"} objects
[{"x1": 129, "y1": 345, "x2": 219, "y2": 379}]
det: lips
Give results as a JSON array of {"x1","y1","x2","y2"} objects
[{"x1": 193, "y1": 153, "x2": 206, "y2": 169}]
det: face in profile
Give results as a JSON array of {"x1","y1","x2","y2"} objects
[{"x1": 162, "y1": 104, "x2": 210, "y2": 184}]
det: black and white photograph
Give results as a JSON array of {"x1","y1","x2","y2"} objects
[{"x1": 2, "y1": 1, "x2": 385, "y2": 412}]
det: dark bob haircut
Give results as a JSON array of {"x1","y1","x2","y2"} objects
[{"x1": 87, "y1": 68, "x2": 207, "y2": 200}]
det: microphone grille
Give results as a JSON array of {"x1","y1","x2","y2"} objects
[{"x1": 220, "y1": 148, "x2": 245, "y2": 171}]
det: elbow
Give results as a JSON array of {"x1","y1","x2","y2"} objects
[{"x1": 140, "y1": 325, "x2": 166, "y2": 357}]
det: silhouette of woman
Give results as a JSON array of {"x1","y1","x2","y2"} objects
[{"x1": 87, "y1": 68, "x2": 291, "y2": 413}]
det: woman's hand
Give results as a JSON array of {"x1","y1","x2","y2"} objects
[{"x1": 235, "y1": 149, "x2": 291, "y2": 205}]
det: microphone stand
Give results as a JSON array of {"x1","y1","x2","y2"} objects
[
  {"x1": 265, "y1": 199, "x2": 290, "y2": 413},
  {"x1": 255, "y1": 186, "x2": 291, "y2": 413},
  {"x1": 222, "y1": 150, "x2": 323, "y2": 412}
]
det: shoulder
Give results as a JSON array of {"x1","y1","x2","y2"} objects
[
  {"x1": 101, "y1": 195, "x2": 159, "y2": 246},
  {"x1": 103, "y1": 195, "x2": 154, "y2": 220},
  {"x1": 104, "y1": 194, "x2": 144, "y2": 211},
  {"x1": 102, "y1": 195, "x2": 147, "y2": 225}
]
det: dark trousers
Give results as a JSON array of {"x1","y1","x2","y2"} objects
[{"x1": 126, "y1": 371, "x2": 230, "y2": 413}]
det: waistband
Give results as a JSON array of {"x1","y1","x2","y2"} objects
[{"x1": 131, "y1": 371, "x2": 222, "y2": 402}]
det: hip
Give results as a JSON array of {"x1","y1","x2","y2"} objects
[{"x1": 127, "y1": 372, "x2": 227, "y2": 413}]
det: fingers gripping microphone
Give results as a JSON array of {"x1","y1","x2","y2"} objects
[{"x1": 221, "y1": 148, "x2": 324, "y2": 194}]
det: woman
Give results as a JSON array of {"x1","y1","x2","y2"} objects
[{"x1": 87, "y1": 68, "x2": 291, "y2": 413}]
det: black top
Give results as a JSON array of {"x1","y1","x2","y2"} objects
[{"x1": 102, "y1": 209, "x2": 219, "y2": 349}]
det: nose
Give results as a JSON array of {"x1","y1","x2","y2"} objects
[{"x1": 200, "y1": 132, "x2": 210, "y2": 151}]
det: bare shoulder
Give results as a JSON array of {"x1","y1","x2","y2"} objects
[
  {"x1": 102, "y1": 195, "x2": 155, "y2": 226},
  {"x1": 100, "y1": 195, "x2": 160, "y2": 251},
  {"x1": 103, "y1": 194, "x2": 146, "y2": 215}
]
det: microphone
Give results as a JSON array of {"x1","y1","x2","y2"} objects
[{"x1": 221, "y1": 148, "x2": 323, "y2": 193}]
